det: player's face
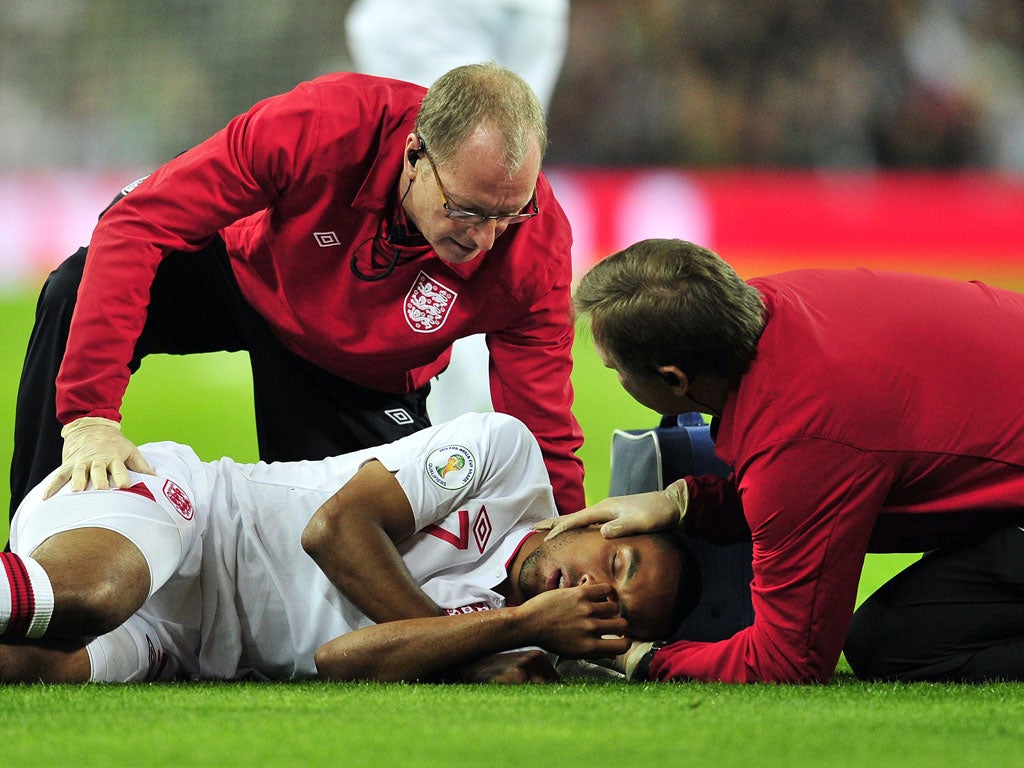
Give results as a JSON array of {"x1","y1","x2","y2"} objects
[
  {"x1": 517, "y1": 527, "x2": 683, "y2": 641},
  {"x1": 404, "y1": 129, "x2": 540, "y2": 264}
]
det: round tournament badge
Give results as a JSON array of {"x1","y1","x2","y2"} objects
[{"x1": 425, "y1": 445, "x2": 476, "y2": 490}]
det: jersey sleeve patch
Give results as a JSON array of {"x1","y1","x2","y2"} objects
[{"x1": 424, "y1": 445, "x2": 476, "y2": 490}]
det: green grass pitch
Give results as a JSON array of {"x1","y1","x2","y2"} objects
[{"x1": 2, "y1": 288, "x2": 1023, "y2": 768}]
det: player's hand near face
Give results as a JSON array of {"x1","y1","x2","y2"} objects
[
  {"x1": 513, "y1": 582, "x2": 630, "y2": 658},
  {"x1": 314, "y1": 583, "x2": 632, "y2": 682},
  {"x1": 533, "y1": 479, "x2": 689, "y2": 541}
]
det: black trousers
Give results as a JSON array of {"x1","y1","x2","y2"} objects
[
  {"x1": 845, "y1": 525, "x2": 1024, "y2": 682},
  {"x1": 9, "y1": 238, "x2": 431, "y2": 520}
]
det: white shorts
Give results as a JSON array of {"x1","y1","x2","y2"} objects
[{"x1": 12, "y1": 476, "x2": 198, "y2": 600}]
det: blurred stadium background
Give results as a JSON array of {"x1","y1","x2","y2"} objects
[{"x1": 1, "y1": 0, "x2": 1022, "y2": 552}]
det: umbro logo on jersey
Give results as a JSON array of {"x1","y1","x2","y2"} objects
[
  {"x1": 473, "y1": 507, "x2": 492, "y2": 552},
  {"x1": 385, "y1": 408, "x2": 413, "y2": 425},
  {"x1": 313, "y1": 231, "x2": 341, "y2": 247}
]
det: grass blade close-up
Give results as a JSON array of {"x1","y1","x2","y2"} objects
[{"x1": 2, "y1": 679, "x2": 1024, "y2": 768}]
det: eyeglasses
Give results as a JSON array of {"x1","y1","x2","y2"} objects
[{"x1": 418, "y1": 139, "x2": 539, "y2": 225}]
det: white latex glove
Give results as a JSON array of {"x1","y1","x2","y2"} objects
[
  {"x1": 43, "y1": 417, "x2": 155, "y2": 498},
  {"x1": 533, "y1": 479, "x2": 689, "y2": 541},
  {"x1": 589, "y1": 641, "x2": 658, "y2": 681}
]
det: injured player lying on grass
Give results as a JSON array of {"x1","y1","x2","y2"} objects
[{"x1": 0, "y1": 412, "x2": 700, "y2": 684}]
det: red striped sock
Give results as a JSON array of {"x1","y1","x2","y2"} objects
[{"x1": 0, "y1": 552, "x2": 54, "y2": 639}]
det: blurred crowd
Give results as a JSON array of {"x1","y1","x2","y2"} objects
[
  {"x1": 1, "y1": 0, "x2": 1022, "y2": 171},
  {"x1": 551, "y1": 0, "x2": 1024, "y2": 169}
]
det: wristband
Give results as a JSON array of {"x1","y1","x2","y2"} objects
[{"x1": 631, "y1": 642, "x2": 665, "y2": 681}]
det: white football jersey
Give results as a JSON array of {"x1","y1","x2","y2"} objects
[{"x1": 114, "y1": 412, "x2": 556, "y2": 679}]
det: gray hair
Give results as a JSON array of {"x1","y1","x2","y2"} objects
[{"x1": 415, "y1": 62, "x2": 547, "y2": 175}]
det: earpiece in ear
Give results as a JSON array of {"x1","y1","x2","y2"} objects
[
  {"x1": 408, "y1": 149, "x2": 420, "y2": 166},
  {"x1": 660, "y1": 371, "x2": 681, "y2": 386}
]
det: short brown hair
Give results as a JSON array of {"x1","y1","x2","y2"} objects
[
  {"x1": 415, "y1": 62, "x2": 547, "y2": 175},
  {"x1": 573, "y1": 239, "x2": 765, "y2": 381}
]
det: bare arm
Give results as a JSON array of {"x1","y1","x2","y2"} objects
[
  {"x1": 301, "y1": 460, "x2": 444, "y2": 623},
  {"x1": 315, "y1": 583, "x2": 631, "y2": 682}
]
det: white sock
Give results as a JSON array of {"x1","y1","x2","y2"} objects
[{"x1": 0, "y1": 552, "x2": 55, "y2": 639}]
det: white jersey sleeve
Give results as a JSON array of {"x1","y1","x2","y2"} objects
[
  {"x1": 382, "y1": 411, "x2": 554, "y2": 532},
  {"x1": 378, "y1": 412, "x2": 558, "y2": 611}
]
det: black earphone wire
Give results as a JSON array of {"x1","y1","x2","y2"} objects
[{"x1": 350, "y1": 174, "x2": 416, "y2": 282}]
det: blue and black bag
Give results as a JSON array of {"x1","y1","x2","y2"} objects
[{"x1": 609, "y1": 412, "x2": 754, "y2": 642}]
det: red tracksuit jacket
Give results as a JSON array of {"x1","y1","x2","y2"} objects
[
  {"x1": 58, "y1": 72, "x2": 585, "y2": 513},
  {"x1": 654, "y1": 269, "x2": 1024, "y2": 682}
]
